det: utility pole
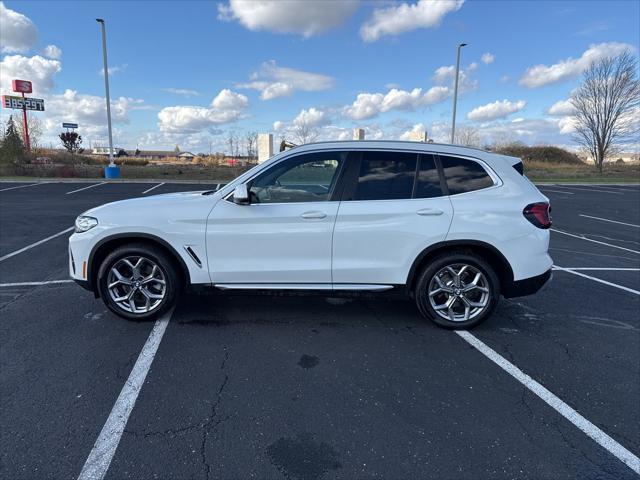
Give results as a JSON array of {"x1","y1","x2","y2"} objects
[{"x1": 451, "y1": 43, "x2": 467, "y2": 144}]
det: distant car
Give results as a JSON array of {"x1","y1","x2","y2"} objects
[{"x1": 69, "y1": 141, "x2": 552, "y2": 329}]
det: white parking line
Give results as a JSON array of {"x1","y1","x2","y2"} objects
[
  {"x1": 561, "y1": 186, "x2": 624, "y2": 195},
  {"x1": 0, "y1": 280, "x2": 74, "y2": 287},
  {"x1": 456, "y1": 330, "x2": 640, "y2": 475},
  {"x1": 66, "y1": 182, "x2": 106, "y2": 195},
  {"x1": 77, "y1": 310, "x2": 172, "y2": 480},
  {"x1": 142, "y1": 183, "x2": 164, "y2": 194},
  {"x1": 0, "y1": 183, "x2": 42, "y2": 192},
  {"x1": 553, "y1": 267, "x2": 640, "y2": 271},
  {"x1": 0, "y1": 227, "x2": 74, "y2": 262},
  {"x1": 579, "y1": 214, "x2": 640, "y2": 228},
  {"x1": 551, "y1": 229, "x2": 640, "y2": 254},
  {"x1": 553, "y1": 265, "x2": 640, "y2": 295},
  {"x1": 540, "y1": 188, "x2": 575, "y2": 195}
]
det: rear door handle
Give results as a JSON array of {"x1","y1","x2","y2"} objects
[
  {"x1": 300, "y1": 211, "x2": 327, "y2": 219},
  {"x1": 416, "y1": 208, "x2": 444, "y2": 216}
]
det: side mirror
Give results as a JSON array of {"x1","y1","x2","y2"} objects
[{"x1": 232, "y1": 184, "x2": 250, "y2": 205}]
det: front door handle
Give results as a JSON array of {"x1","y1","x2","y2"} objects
[
  {"x1": 300, "y1": 211, "x2": 327, "y2": 219},
  {"x1": 417, "y1": 208, "x2": 444, "y2": 216}
]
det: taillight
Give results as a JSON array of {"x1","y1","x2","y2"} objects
[{"x1": 523, "y1": 202, "x2": 552, "y2": 229}]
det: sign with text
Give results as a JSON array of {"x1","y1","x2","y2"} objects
[
  {"x1": 12, "y1": 79, "x2": 32, "y2": 93},
  {"x1": 2, "y1": 95, "x2": 45, "y2": 111},
  {"x1": 63, "y1": 122, "x2": 78, "y2": 129}
]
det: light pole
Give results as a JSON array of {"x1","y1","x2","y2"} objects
[
  {"x1": 450, "y1": 42, "x2": 467, "y2": 144},
  {"x1": 96, "y1": 18, "x2": 118, "y2": 177}
]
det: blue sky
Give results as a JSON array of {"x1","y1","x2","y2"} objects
[{"x1": 1, "y1": 0, "x2": 639, "y2": 153}]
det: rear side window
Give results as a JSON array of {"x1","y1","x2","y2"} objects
[
  {"x1": 513, "y1": 161, "x2": 524, "y2": 175},
  {"x1": 440, "y1": 155, "x2": 494, "y2": 195},
  {"x1": 415, "y1": 154, "x2": 443, "y2": 198},
  {"x1": 352, "y1": 151, "x2": 417, "y2": 201}
]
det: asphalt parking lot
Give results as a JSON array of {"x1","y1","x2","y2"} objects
[{"x1": 1, "y1": 180, "x2": 638, "y2": 480}]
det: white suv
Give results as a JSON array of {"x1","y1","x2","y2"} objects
[{"x1": 69, "y1": 141, "x2": 552, "y2": 329}]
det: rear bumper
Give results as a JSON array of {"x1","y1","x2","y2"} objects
[{"x1": 503, "y1": 269, "x2": 552, "y2": 298}]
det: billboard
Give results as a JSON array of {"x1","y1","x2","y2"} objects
[{"x1": 2, "y1": 95, "x2": 45, "y2": 111}]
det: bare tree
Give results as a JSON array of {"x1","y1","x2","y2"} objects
[
  {"x1": 455, "y1": 124, "x2": 482, "y2": 147},
  {"x1": 226, "y1": 132, "x2": 237, "y2": 158},
  {"x1": 291, "y1": 120, "x2": 319, "y2": 145},
  {"x1": 245, "y1": 131, "x2": 258, "y2": 159},
  {"x1": 14, "y1": 114, "x2": 44, "y2": 150},
  {"x1": 571, "y1": 51, "x2": 639, "y2": 172}
]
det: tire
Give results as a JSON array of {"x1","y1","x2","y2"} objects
[
  {"x1": 414, "y1": 251, "x2": 500, "y2": 329},
  {"x1": 97, "y1": 243, "x2": 181, "y2": 321}
]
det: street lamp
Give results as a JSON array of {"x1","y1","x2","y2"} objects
[
  {"x1": 450, "y1": 42, "x2": 467, "y2": 144},
  {"x1": 96, "y1": 18, "x2": 119, "y2": 178}
]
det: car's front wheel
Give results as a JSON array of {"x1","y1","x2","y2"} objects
[
  {"x1": 97, "y1": 243, "x2": 180, "y2": 321},
  {"x1": 415, "y1": 251, "x2": 500, "y2": 329}
]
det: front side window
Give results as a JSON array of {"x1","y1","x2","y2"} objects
[
  {"x1": 440, "y1": 155, "x2": 494, "y2": 195},
  {"x1": 351, "y1": 151, "x2": 417, "y2": 201},
  {"x1": 249, "y1": 152, "x2": 345, "y2": 203}
]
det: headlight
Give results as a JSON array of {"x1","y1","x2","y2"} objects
[{"x1": 75, "y1": 216, "x2": 98, "y2": 233}]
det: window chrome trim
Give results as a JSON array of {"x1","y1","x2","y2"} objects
[{"x1": 223, "y1": 147, "x2": 503, "y2": 202}]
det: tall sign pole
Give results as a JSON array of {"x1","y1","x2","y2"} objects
[
  {"x1": 20, "y1": 91, "x2": 30, "y2": 151},
  {"x1": 10, "y1": 80, "x2": 34, "y2": 150},
  {"x1": 96, "y1": 19, "x2": 115, "y2": 167},
  {"x1": 450, "y1": 43, "x2": 467, "y2": 144}
]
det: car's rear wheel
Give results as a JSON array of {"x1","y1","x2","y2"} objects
[
  {"x1": 415, "y1": 252, "x2": 500, "y2": 329},
  {"x1": 97, "y1": 243, "x2": 180, "y2": 321}
]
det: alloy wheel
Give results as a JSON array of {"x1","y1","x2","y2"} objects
[
  {"x1": 428, "y1": 263, "x2": 490, "y2": 322},
  {"x1": 107, "y1": 256, "x2": 167, "y2": 314}
]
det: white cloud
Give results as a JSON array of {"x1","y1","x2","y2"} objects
[
  {"x1": 98, "y1": 64, "x2": 127, "y2": 76},
  {"x1": 399, "y1": 123, "x2": 428, "y2": 141},
  {"x1": 42, "y1": 44, "x2": 62, "y2": 59},
  {"x1": 40, "y1": 89, "x2": 144, "y2": 140},
  {"x1": 236, "y1": 60, "x2": 335, "y2": 100},
  {"x1": 467, "y1": 99, "x2": 526, "y2": 121},
  {"x1": 0, "y1": 2, "x2": 37, "y2": 53},
  {"x1": 157, "y1": 89, "x2": 249, "y2": 133},
  {"x1": 162, "y1": 88, "x2": 200, "y2": 97},
  {"x1": 481, "y1": 52, "x2": 495, "y2": 65},
  {"x1": 0, "y1": 54, "x2": 61, "y2": 93},
  {"x1": 343, "y1": 86, "x2": 450, "y2": 120},
  {"x1": 273, "y1": 120, "x2": 284, "y2": 131},
  {"x1": 218, "y1": 0, "x2": 359, "y2": 38},
  {"x1": 293, "y1": 107, "x2": 328, "y2": 127},
  {"x1": 432, "y1": 62, "x2": 478, "y2": 92},
  {"x1": 360, "y1": 0, "x2": 464, "y2": 42},
  {"x1": 547, "y1": 99, "x2": 575, "y2": 116},
  {"x1": 519, "y1": 42, "x2": 635, "y2": 88}
]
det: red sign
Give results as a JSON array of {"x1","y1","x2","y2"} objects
[{"x1": 12, "y1": 79, "x2": 32, "y2": 93}]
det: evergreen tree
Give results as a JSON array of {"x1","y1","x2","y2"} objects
[{"x1": 0, "y1": 116, "x2": 26, "y2": 163}]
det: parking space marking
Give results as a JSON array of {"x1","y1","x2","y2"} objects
[
  {"x1": 142, "y1": 183, "x2": 164, "y2": 194},
  {"x1": 77, "y1": 310, "x2": 172, "y2": 480},
  {"x1": 0, "y1": 280, "x2": 74, "y2": 287},
  {"x1": 0, "y1": 183, "x2": 43, "y2": 192},
  {"x1": 0, "y1": 227, "x2": 74, "y2": 262},
  {"x1": 539, "y1": 188, "x2": 575, "y2": 195},
  {"x1": 559, "y1": 185, "x2": 624, "y2": 195},
  {"x1": 551, "y1": 229, "x2": 640, "y2": 254},
  {"x1": 553, "y1": 266, "x2": 640, "y2": 295},
  {"x1": 579, "y1": 214, "x2": 640, "y2": 228},
  {"x1": 456, "y1": 330, "x2": 640, "y2": 475},
  {"x1": 66, "y1": 182, "x2": 106, "y2": 195},
  {"x1": 554, "y1": 267, "x2": 640, "y2": 271}
]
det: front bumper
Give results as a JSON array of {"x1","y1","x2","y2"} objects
[{"x1": 503, "y1": 268, "x2": 553, "y2": 298}]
